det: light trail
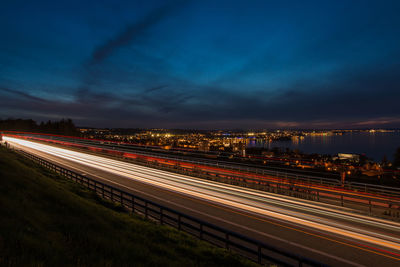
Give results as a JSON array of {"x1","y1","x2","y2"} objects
[
  {"x1": 4, "y1": 136, "x2": 400, "y2": 257},
  {"x1": 8, "y1": 133, "x2": 400, "y2": 205}
]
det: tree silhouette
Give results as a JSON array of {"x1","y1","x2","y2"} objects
[{"x1": 0, "y1": 118, "x2": 80, "y2": 136}]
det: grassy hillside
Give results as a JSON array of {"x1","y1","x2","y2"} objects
[{"x1": 0, "y1": 146, "x2": 256, "y2": 266}]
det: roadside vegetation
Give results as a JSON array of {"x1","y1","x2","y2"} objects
[{"x1": 0, "y1": 146, "x2": 256, "y2": 266}]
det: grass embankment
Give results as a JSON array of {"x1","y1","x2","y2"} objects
[{"x1": 0, "y1": 146, "x2": 256, "y2": 266}]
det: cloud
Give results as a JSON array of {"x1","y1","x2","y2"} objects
[
  {"x1": 74, "y1": 2, "x2": 187, "y2": 113},
  {"x1": 0, "y1": 87, "x2": 49, "y2": 103},
  {"x1": 1, "y1": 59, "x2": 400, "y2": 129},
  {"x1": 1, "y1": 1, "x2": 400, "y2": 129},
  {"x1": 354, "y1": 118, "x2": 400, "y2": 126},
  {"x1": 152, "y1": 62, "x2": 400, "y2": 128},
  {"x1": 144, "y1": 85, "x2": 169, "y2": 93},
  {"x1": 88, "y1": 3, "x2": 181, "y2": 66}
]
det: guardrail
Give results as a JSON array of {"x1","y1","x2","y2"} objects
[
  {"x1": 15, "y1": 148, "x2": 327, "y2": 267},
  {"x1": 6, "y1": 134, "x2": 400, "y2": 221},
  {"x1": 16, "y1": 133, "x2": 400, "y2": 198},
  {"x1": 148, "y1": 158, "x2": 400, "y2": 220}
]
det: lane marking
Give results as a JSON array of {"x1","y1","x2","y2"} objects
[
  {"x1": 12, "y1": 134, "x2": 400, "y2": 203},
  {"x1": 44, "y1": 148, "x2": 400, "y2": 246},
  {"x1": 15, "y1": 140, "x2": 400, "y2": 249},
  {"x1": 26, "y1": 149, "x2": 366, "y2": 267},
  {"x1": 8, "y1": 140, "x2": 400, "y2": 264}
]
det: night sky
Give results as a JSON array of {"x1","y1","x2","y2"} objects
[{"x1": 1, "y1": 0, "x2": 400, "y2": 129}]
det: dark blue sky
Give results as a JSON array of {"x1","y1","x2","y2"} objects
[{"x1": 1, "y1": 0, "x2": 400, "y2": 129}]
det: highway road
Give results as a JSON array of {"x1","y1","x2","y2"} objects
[
  {"x1": 16, "y1": 132, "x2": 343, "y2": 180},
  {"x1": 4, "y1": 136, "x2": 400, "y2": 267},
  {"x1": 12, "y1": 133, "x2": 400, "y2": 200}
]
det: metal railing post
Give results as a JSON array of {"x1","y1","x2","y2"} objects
[
  {"x1": 369, "y1": 200, "x2": 372, "y2": 215},
  {"x1": 13, "y1": 146, "x2": 329, "y2": 267}
]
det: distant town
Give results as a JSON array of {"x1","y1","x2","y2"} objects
[
  {"x1": 1, "y1": 119, "x2": 399, "y2": 183},
  {"x1": 79, "y1": 127, "x2": 400, "y2": 182}
]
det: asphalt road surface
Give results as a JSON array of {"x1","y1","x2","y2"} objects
[{"x1": 4, "y1": 136, "x2": 400, "y2": 267}]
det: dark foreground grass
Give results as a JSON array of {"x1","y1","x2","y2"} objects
[{"x1": 0, "y1": 146, "x2": 256, "y2": 267}]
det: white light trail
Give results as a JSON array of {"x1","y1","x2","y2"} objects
[{"x1": 4, "y1": 136, "x2": 400, "y2": 253}]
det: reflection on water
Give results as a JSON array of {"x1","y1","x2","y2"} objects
[{"x1": 246, "y1": 132, "x2": 400, "y2": 161}]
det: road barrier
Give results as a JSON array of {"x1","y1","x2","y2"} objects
[
  {"x1": 13, "y1": 133, "x2": 400, "y2": 197},
  {"x1": 6, "y1": 134, "x2": 400, "y2": 221},
  {"x1": 15, "y1": 148, "x2": 327, "y2": 267}
]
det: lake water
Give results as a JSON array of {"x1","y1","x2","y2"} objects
[{"x1": 246, "y1": 132, "x2": 400, "y2": 162}]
